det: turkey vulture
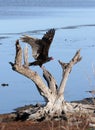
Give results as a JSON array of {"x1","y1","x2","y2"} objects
[{"x1": 21, "y1": 29, "x2": 55, "y2": 67}]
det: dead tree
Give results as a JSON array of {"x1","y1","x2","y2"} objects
[{"x1": 10, "y1": 40, "x2": 95, "y2": 121}]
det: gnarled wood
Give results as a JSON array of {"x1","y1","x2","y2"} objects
[
  {"x1": 9, "y1": 40, "x2": 54, "y2": 102},
  {"x1": 10, "y1": 40, "x2": 95, "y2": 122},
  {"x1": 23, "y1": 44, "x2": 29, "y2": 67},
  {"x1": 42, "y1": 67, "x2": 58, "y2": 95},
  {"x1": 15, "y1": 40, "x2": 22, "y2": 66},
  {"x1": 58, "y1": 49, "x2": 82, "y2": 97}
]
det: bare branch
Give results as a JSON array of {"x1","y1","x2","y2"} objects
[
  {"x1": 23, "y1": 44, "x2": 29, "y2": 67},
  {"x1": 42, "y1": 67, "x2": 58, "y2": 95},
  {"x1": 58, "y1": 49, "x2": 82, "y2": 96},
  {"x1": 15, "y1": 40, "x2": 22, "y2": 66},
  {"x1": 70, "y1": 49, "x2": 82, "y2": 65},
  {"x1": 14, "y1": 65, "x2": 52, "y2": 100},
  {"x1": 10, "y1": 40, "x2": 53, "y2": 101},
  {"x1": 9, "y1": 40, "x2": 22, "y2": 70}
]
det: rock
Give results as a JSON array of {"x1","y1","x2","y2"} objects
[{"x1": 1, "y1": 83, "x2": 9, "y2": 87}]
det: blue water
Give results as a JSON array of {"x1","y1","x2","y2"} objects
[
  {"x1": 0, "y1": 1, "x2": 95, "y2": 113},
  {"x1": 0, "y1": 0, "x2": 95, "y2": 7}
]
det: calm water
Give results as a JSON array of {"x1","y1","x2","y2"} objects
[{"x1": 0, "y1": 1, "x2": 95, "y2": 113}]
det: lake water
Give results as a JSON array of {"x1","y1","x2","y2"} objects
[{"x1": 0, "y1": 0, "x2": 95, "y2": 113}]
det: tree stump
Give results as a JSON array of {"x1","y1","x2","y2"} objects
[{"x1": 10, "y1": 40, "x2": 95, "y2": 121}]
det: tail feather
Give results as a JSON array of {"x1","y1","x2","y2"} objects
[
  {"x1": 29, "y1": 61, "x2": 42, "y2": 67},
  {"x1": 29, "y1": 61, "x2": 39, "y2": 66},
  {"x1": 29, "y1": 62, "x2": 35, "y2": 66}
]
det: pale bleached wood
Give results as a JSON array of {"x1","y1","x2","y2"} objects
[
  {"x1": 42, "y1": 67, "x2": 58, "y2": 95},
  {"x1": 10, "y1": 40, "x2": 95, "y2": 122},
  {"x1": 58, "y1": 49, "x2": 82, "y2": 96},
  {"x1": 15, "y1": 40, "x2": 22, "y2": 66},
  {"x1": 10, "y1": 40, "x2": 53, "y2": 101},
  {"x1": 23, "y1": 44, "x2": 29, "y2": 67}
]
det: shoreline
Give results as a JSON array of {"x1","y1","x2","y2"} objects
[{"x1": 0, "y1": 97, "x2": 95, "y2": 130}]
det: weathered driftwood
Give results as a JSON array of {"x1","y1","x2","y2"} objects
[{"x1": 10, "y1": 40, "x2": 95, "y2": 121}]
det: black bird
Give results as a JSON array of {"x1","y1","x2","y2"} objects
[{"x1": 21, "y1": 29, "x2": 55, "y2": 67}]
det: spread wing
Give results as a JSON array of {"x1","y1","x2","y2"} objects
[
  {"x1": 41, "y1": 29, "x2": 55, "y2": 57},
  {"x1": 21, "y1": 35, "x2": 42, "y2": 60},
  {"x1": 21, "y1": 28, "x2": 55, "y2": 60}
]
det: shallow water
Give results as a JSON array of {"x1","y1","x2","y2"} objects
[{"x1": 0, "y1": 2, "x2": 95, "y2": 113}]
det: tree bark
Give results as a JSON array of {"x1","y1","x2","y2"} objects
[
  {"x1": 10, "y1": 40, "x2": 95, "y2": 121},
  {"x1": 58, "y1": 49, "x2": 82, "y2": 97}
]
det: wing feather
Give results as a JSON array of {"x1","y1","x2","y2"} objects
[
  {"x1": 41, "y1": 29, "x2": 55, "y2": 57},
  {"x1": 21, "y1": 29, "x2": 55, "y2": 61},
  {"x1": 21, "y1": 35, "x2": 41, "y2": 60}
]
